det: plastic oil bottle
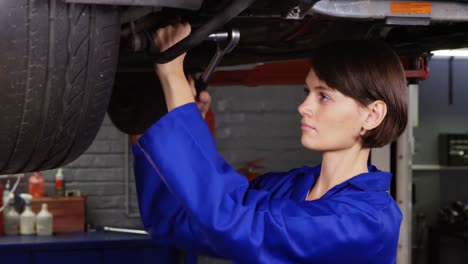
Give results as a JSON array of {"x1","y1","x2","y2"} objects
[
  {"x1": 19, "y1": 193, "x2": 36, "y2": 235},
  {"x1": 4, "y1": 193, "x2": 19, "y2": 235},
  {"x1": 36, "y1": 203, "x2": 53, "y2": 236},
  {"x1": 29, "y1": 172, "x2": 45, "y2": 198},
  {"x1": 55, "y1": 168, "x2": 64, "y2": 197}
]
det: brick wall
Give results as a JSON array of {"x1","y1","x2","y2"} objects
[{"x1": 211, "y1": 84, "x2": 321, "y2": 173}]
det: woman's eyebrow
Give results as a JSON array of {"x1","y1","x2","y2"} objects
[
  {"x1": 310, "y1": 84, "x2": 333, "y2": 92},
  {"x1": 305, "y1": 80, "x2": 333, "y2": 91}
]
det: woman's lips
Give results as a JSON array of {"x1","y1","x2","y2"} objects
[{"x1": 301, "y1": 122, "x2": 316, "y2": 131}]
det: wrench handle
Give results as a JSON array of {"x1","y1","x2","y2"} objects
[{"x1": 195, "y1": 77, "x2": 208, "y2": 98}]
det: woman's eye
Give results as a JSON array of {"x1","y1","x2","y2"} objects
[
  {"x1": 303, "y1": 87, "x2": 310, "y2": 96},
  {"x1": 319, "y1": 92, "x2": 329, "y2": 102}
]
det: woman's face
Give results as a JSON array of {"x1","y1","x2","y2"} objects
[{"x1": 298, "y1": 69, "x2": 368, "y2": 152}]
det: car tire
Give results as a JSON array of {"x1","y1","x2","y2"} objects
[
  {"x1": 0, "y1": 0, "x2": 120, "y2": 173},
  {"x1": 108, "y1": 70, "x2": 168, "y2": 135}
]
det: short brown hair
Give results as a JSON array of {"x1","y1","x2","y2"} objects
[{"x1": 310, "y1": 40, "x2": 407, "y2": 148}]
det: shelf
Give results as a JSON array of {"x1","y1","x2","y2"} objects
[{"x1": 412, "y1": 164, "x2": 468, "y2": 171}]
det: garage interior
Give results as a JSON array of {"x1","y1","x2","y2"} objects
[{"x1": 1, "y1": 0, "x2": 468, "y2": 263}]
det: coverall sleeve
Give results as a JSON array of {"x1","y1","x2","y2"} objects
[
  {"x1": 135, "y1": 103, "x2": 385, "y2": 263},
  {"x1": 133, "y1": 142, "x2": 221, "y2": 256}
]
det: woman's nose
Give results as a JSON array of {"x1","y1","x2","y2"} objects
[{"x1": 298, "y1": 100, "x2": 309, "y2": 117}]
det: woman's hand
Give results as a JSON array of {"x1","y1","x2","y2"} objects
[
  {"x1": 153, "y1": 23, "x2": 191, "y2": 77},
  {"x1": 187, "y1": 75, "x2": 211, "y2": 119},
  {"x1": 152, "y1": 22, "x2": 211, "y2": 117},
  {"x1": 197, "y1": 91, "x2": 212, "y2": 119}
]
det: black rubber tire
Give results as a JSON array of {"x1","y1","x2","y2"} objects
[
  {"x1": 108, "y1": 70, "x2": 168, "y2": 135},
  {"x1": 0, "y1": 0, "x2": 120, "y2": 174}
]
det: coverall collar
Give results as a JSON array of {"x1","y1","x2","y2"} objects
[{"x1": 296, "y1": 164, "x2": 392, "y2": 201}]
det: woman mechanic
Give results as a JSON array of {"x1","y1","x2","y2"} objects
[{"x1": 132, "y1": 22, "x2": 407, "y2": 263}]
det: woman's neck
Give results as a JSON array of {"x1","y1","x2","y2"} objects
[{"x1": 306, "y1": 144, "x2": 370, "y2": 201}]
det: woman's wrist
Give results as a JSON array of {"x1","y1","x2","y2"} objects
[
  {"x1": 157, "y1": 70, "x2": 195, "y2": 111},
  {"x1": 155, "y1": 62, "x2": 185, "y2": 78}
]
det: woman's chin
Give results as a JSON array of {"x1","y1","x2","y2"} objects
[{"x1": 301, "y1": 138, "x2": 323, "y2": 151}]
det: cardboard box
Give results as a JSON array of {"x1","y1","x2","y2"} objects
[{"x1": 31, "y1": 196, "x2": 86, "y2": 233}]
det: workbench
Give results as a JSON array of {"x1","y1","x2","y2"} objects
[{"x1": 0, "y1": 231, "x2": 179, "y2": 264}]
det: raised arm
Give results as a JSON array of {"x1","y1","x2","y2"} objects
[
  {"x1": 153, "y1": 22, "x2": 194, "y2": 111},
  {"x1": 133, "y1": 23, "x2": 214, "y2": 253}
]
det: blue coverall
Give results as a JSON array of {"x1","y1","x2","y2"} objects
[{"x1": 133, "y1": 103, "x2": 402, "y2": 264}]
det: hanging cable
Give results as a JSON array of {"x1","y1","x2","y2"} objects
[{"x1": 0, "y1": 174, "x2": 24, "y2": 212}]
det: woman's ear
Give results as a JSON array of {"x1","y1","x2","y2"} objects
[{"x1": 362, "y1": 100, "x2": 387, "y2": 132}]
